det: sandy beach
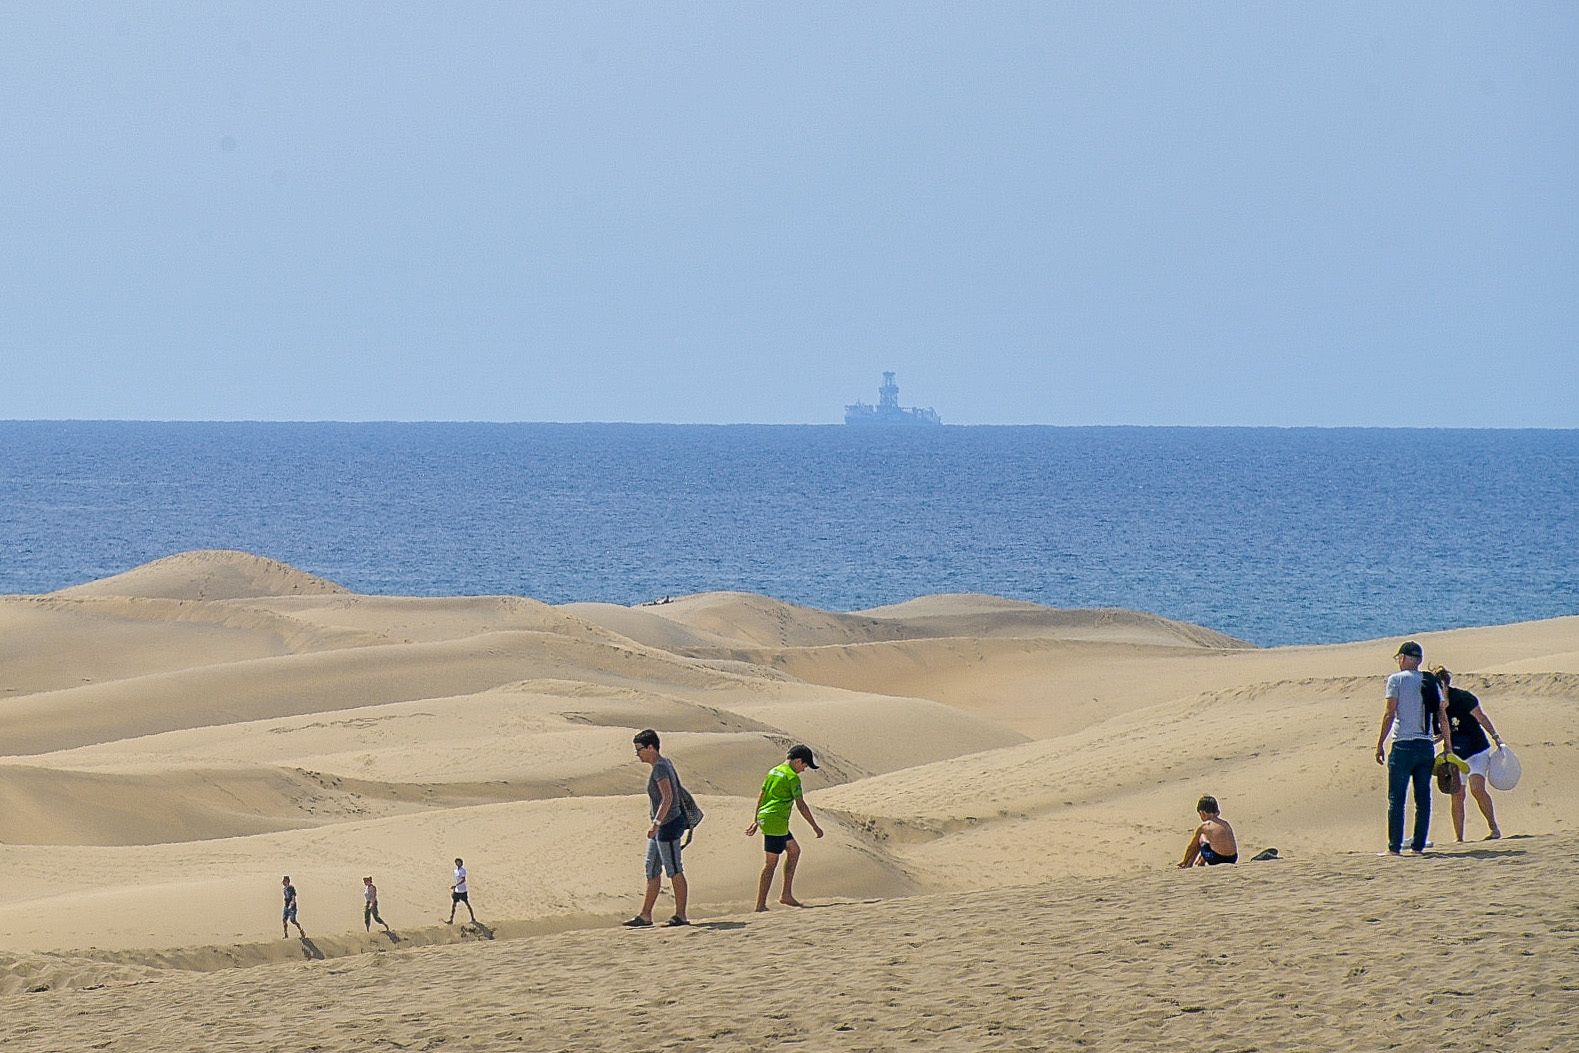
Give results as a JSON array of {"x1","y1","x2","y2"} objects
[{"x1": 3, "y1": 550, "x2": 1575, "y2": 1051}]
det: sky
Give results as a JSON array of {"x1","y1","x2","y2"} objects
[{"x1": 2, "y1": 3, "x2": 1574, "y2": 426}]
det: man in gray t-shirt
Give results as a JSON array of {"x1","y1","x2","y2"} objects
[
  {"x1": 1374, "y1": 640, "x2": 1451, "y2": 855},
  {"x1": 623, "y1": 728, "x2": 691, "y2": 927}
]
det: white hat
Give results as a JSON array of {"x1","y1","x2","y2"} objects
[{"x1": 1486, "y1": 745, "x2": 1522, "y2": 792}]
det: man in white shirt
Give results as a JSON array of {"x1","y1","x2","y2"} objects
[{"x1": 1374, "y1": 640, "x2": 1451, "y2": 855}]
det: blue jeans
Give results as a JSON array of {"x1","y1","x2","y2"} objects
[{"x1": 1387, "y1": 740, "x2": 1436, "y2": 852}]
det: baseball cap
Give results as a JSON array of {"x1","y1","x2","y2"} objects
[
  {"x1": 1395, "y1": 641, "x2": 1423, "y2": 658},
  {"x1": 787, "y1": 744, "x2": 819, "y2": 769}
]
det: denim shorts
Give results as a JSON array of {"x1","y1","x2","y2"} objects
[{"x1": 645, "y1": 836, "x2": 683, "y2": 879}]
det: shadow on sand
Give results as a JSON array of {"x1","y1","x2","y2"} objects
[
  {"x1": 299, "y1": 937, "x2": 325, "y2": 960},
  {"x1": 1454, "y1": 847, "x2": 1528, "y2": 861}
]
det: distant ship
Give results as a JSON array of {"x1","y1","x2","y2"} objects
[{"x1": 844, "y1": 372, "x2": 941, "y2": 426}]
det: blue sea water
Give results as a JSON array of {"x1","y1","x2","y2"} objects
[{"x1": 2, "y1": 422, "x2": 1576, "y2": 647}]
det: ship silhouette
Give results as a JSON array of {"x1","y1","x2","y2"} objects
[{"x1": 844, "y1": 372, "x2": 941, "y2": 426}]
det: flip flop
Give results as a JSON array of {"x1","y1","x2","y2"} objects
[
  {"x1": 664, "y1": 916, "x2": 690, "y2": 927},
  {"x1": 622, "y1": 916, "x2": 652, "y2": 927}
]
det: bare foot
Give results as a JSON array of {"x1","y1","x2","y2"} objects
[
  {"x1": 1486, "y1": 830, "x2": 1502, "y2": 840},
  {"x1": 444, "y1": 918, "x2": 453, "y2": 925},
  {"x1": 754, "y1": 905, "x2": 769, "y2": 913},
  {"x1": 779, "y1": 896, "x2": 805, "y2": 908}
]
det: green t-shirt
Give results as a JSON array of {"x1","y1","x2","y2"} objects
[{"x1": 755, "y1": 762, "x2": 802, "y2": 837}]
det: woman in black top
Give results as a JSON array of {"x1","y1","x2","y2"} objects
[{"x1": 1433, "y1": 667, "x2": 1505, "y2": 841}]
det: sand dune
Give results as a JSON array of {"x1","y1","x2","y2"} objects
[
  {"x1": 51, "y1": 550, "x2": 350, "y2": 601},
  {"x1": 1, "y1": 551, "x2": 1574, "y2": 1051},
  {"x1": 0, "y1": 594, "x2": 380, "y2": 698},
  {"x1": 637, "y1": 590, "x2": 913, "y2": 648},
  {"x1": 858, "y1": 592, "x2": 1252, "y2": 647}
]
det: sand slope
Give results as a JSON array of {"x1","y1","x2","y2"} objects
[{"x1": 2, "y1": 835, "x2": 1573, "y2": 1051}]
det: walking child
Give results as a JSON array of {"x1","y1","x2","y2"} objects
[
  {"x1": 281, "y1": 875, "x2": 304, "y2": 938},
  {"x1": 363, "y1": 875, "x2": 390, "y2": 933},
  {"x1": 745, "y1": 744, "x2": 825, "y2": 909},
  {"x1": 447, "y1": 857, "x2": 477, "y2": 924}
]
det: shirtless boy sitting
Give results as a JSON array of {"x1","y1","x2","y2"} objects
[{"x1": 1178, "y1": 795, "x2": 1238, "y2": 867}]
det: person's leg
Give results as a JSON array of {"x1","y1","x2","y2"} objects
[
  {"x1": 447, "y1": 896, "x2": 456, "y2": 924},
  {"x1": 639, "y1": 876, "x2": 662, "y2": 921},
  {"x1": 637, "y1": 839, "x2": 662, "y2": 922},
  {"x1": 1385, "y1": 745, "x2": 1409, "y2": 853},
  {"x1": 660, "y1": 839, "x2": 688, "y2": 922},
  {"x1": 756, "y1": 852, "x2": 781, "y2": 912},
  {"x1": 1451, "y1": 783, "x2": 1468, "y2": 842},
  {"x1": 1469, "y1": 774, "x2": 1500, "y2": 838},
  {"x1": 1409, "y1": 746, "x2": 1433, "y2": 852},
  {"x1": 464, "y1": 895, "x2": 476, "y2": 923},
  {"x1": 671, "y1": 872, "x2": 688, "y2": 922},
  {"x1": 779, "y1": 839, "x2": 804, "y2": 906},
  {"x1": 365, "y1": 904, "x2": 373, "y2": 931}
]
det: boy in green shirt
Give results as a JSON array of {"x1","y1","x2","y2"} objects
[{"x1": 744, "y1": 744, "x2": 825, "y2": 911}]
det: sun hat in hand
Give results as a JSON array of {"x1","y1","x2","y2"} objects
[{"x1": 1486, "y1": 745, "x2": 1522, "y2": 791}]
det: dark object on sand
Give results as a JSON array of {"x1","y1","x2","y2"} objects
[
  {"x1": 1250, "y1": 847, "x2": 1280, "y2": 862},
  {"x1": 1434, "y1": 755, "x2": 1464, "y2": 795}
]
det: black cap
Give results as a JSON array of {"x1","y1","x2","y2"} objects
[
  {"x1": 787, "y1": 744, "x2": 819, "y2": 769},
  {"x1": 1395, "y1": 640, "x2": 1423, "y2": 658}
]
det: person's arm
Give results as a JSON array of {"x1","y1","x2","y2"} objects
[
  {"x1": 795, "y1": 796, "x2": 824, "y2": 838},
  {"x1": 1375, "y1": 697, "x2": 1399, "y2": 764},
  {"x1": 746, "y1": 786, "x2": 768, "y2": 835},
  {"x1": 1471, "y1": 705, "x2": 1503, "y2": 748},
  {"x1": 650, "y1": 776, "x2": 673, "y2": 838},
  {"x1": 1178, "y1": 825, "x2": 1204, "y2": 868},
  {"x1": 1436, "y1": 689, "x2": 1453, "y2": 756}
]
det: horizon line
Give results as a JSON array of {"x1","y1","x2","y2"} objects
[{"x1": 3, "y1": 418, "x2": 1577, "y2": 431}]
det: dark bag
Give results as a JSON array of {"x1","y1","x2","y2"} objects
[
  {"x1": 664, "y1": 765, "x2": 704, "y2": 847},
  {"x1": 676, "y1": 783, "x2": 704, "y2": 846},
  {"x1": 1419, "y1": 671, "x2": 1442, "y2": 735}
]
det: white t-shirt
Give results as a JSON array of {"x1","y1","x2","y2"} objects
[
  {"x1": 453, "y1": 866, "x2": 468, "y2": 893},
  {"x1": 365, "y1": 884, "x2": 377, "y2": 903},
  {"x1": 1386, "y1": 670, "x2": 1436, "y2": 742}
]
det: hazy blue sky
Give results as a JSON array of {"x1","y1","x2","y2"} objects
[{"x1": 3, "y1": 4, "x2": 1574, "y2": 425}]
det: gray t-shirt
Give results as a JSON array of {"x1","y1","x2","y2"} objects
[
  {"x1": 647, "y1": 756, "x2": 683, "y2": 830},
  {"x1": 1386, "y1": 670, "x2": 1436, "y2": 742}
]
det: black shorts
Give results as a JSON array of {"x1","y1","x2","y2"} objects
[
  {"x1": 763, "y1": 832, "x2": 795, "y2": 854},
  {"x1": 452, "y1": 891, "x2": 469, "y2": 903}
]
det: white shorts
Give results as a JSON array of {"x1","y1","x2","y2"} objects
[{"x1": 1465, "y1": 748, "x2": 1493, "y2": 780}]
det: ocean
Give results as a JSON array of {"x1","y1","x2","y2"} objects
[{"x1": 2, "y1": 421, "x2": 1575, "y2": 647}]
